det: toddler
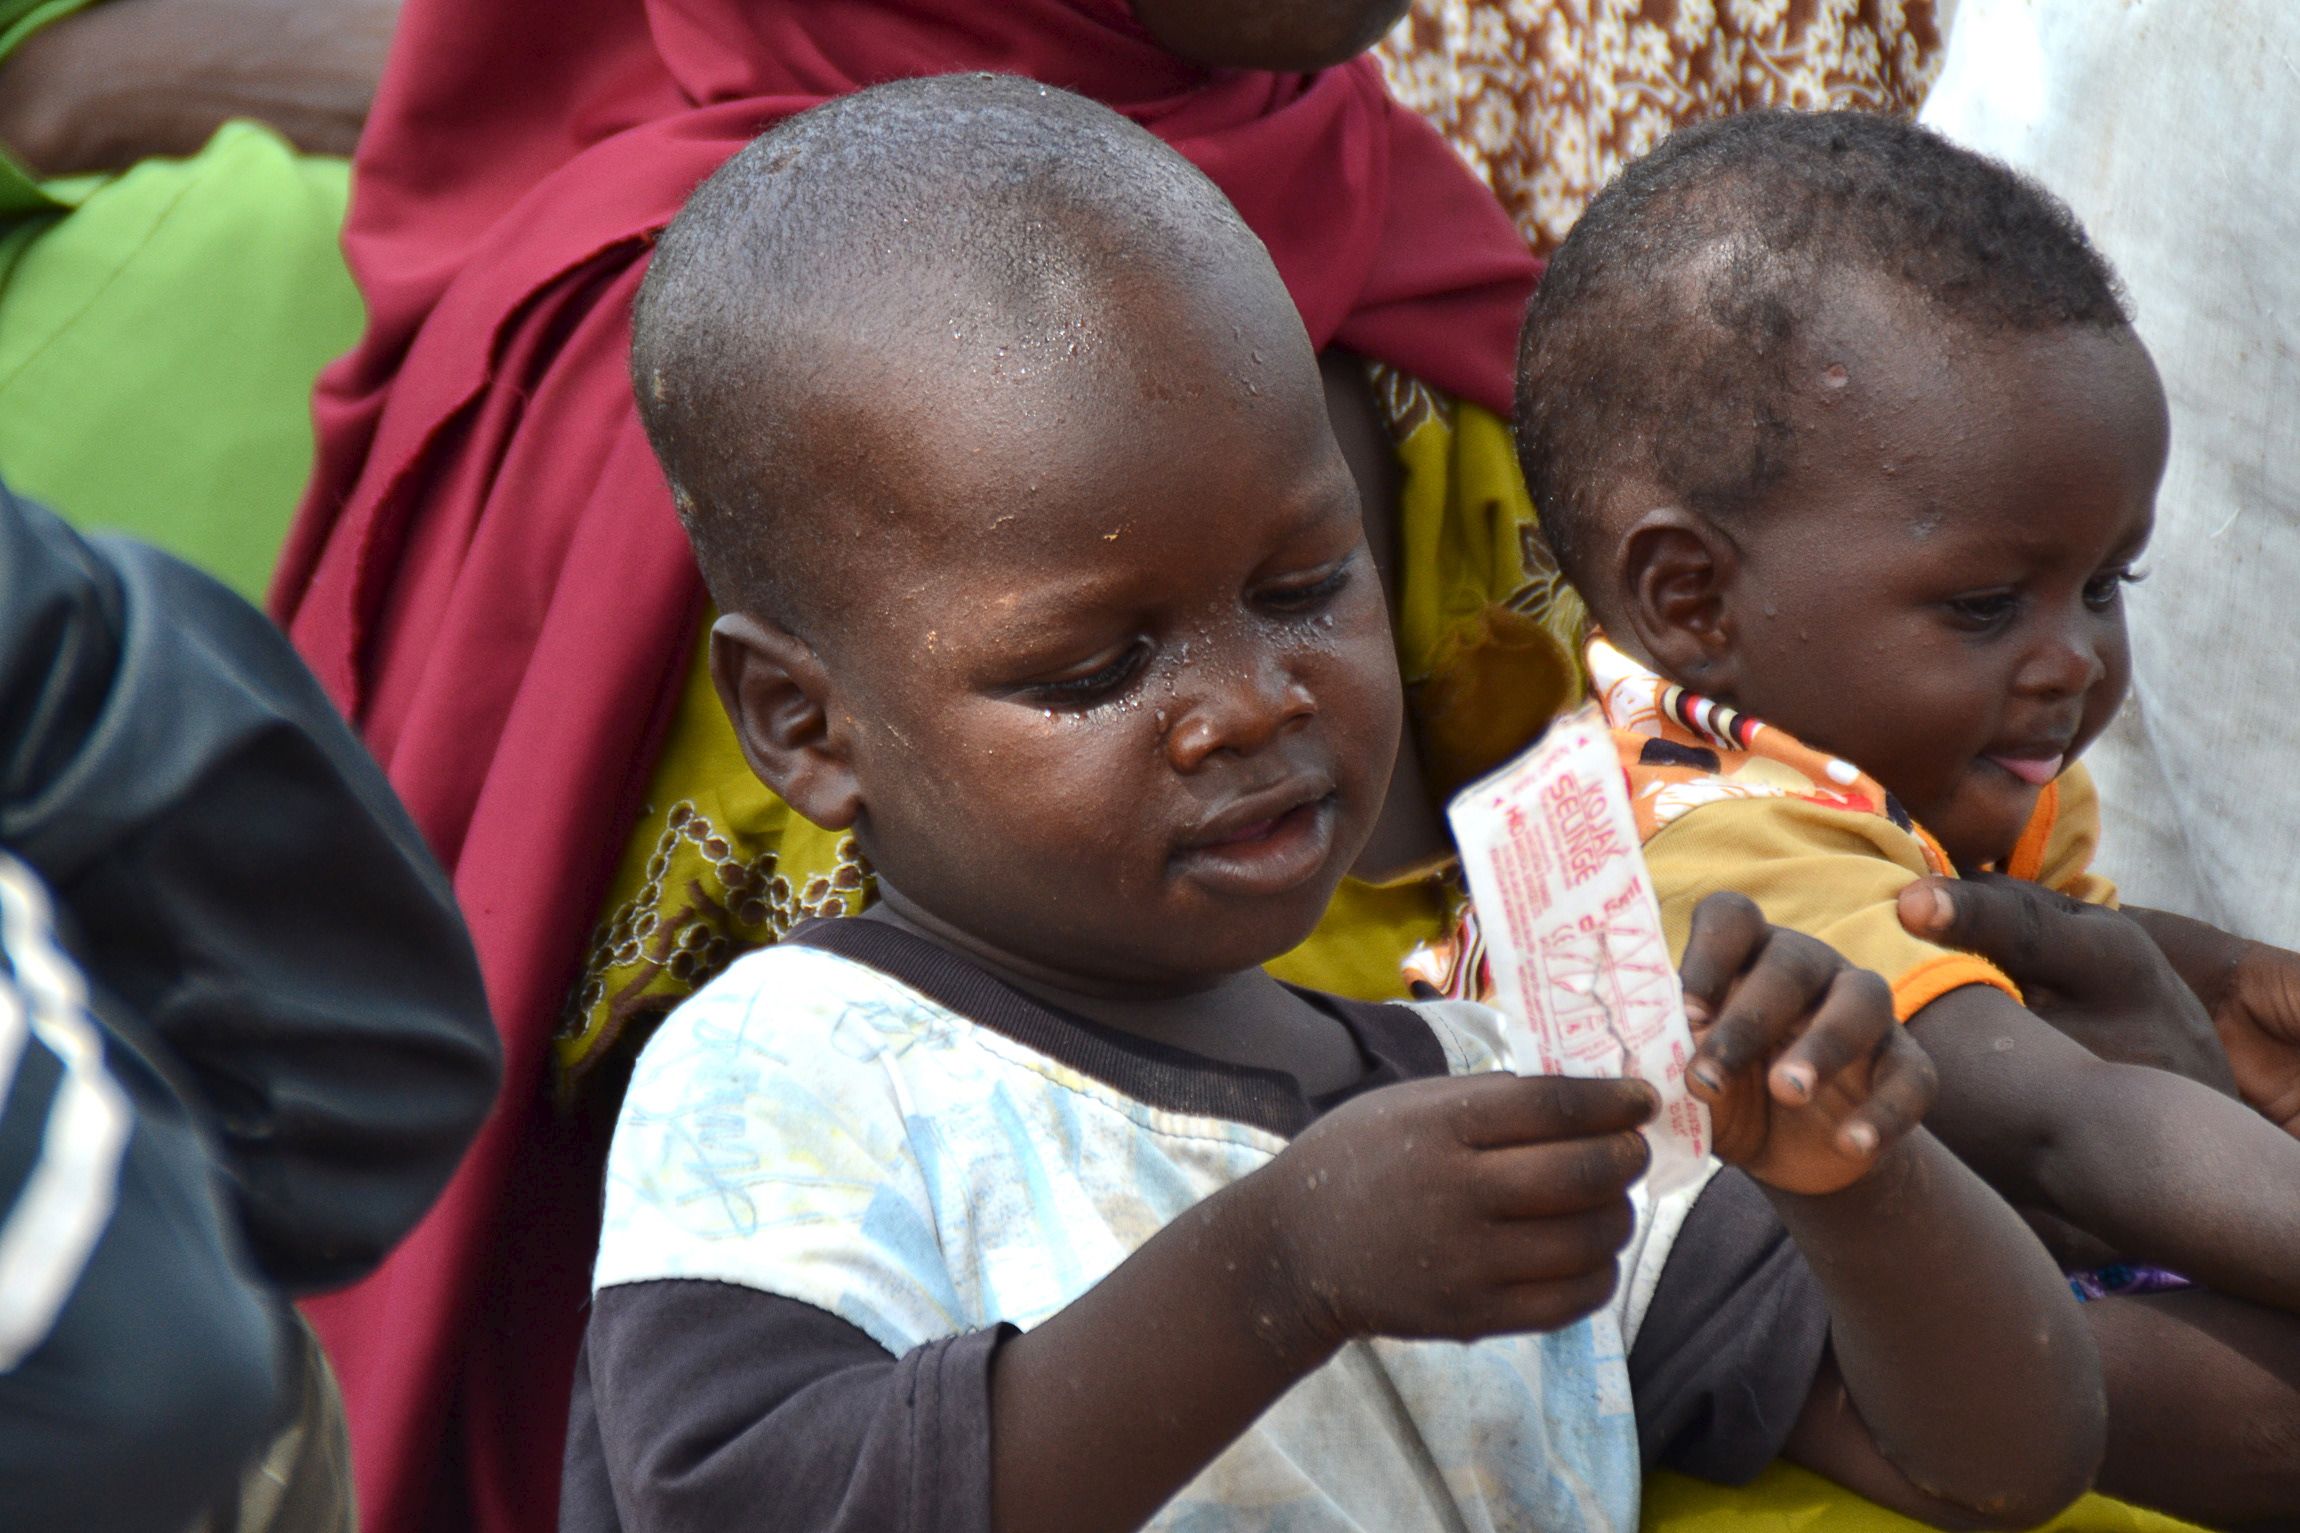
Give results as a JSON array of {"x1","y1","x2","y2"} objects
[{"x1": 565, "y1": 77, "x2": 2103, "y2": 1533}]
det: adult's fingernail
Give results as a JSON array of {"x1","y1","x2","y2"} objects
[
  {"x1": 1682, "y1": 995, "x2": 1713, "y2": 1027},
  {"x1": 1690, "y1": 1061, "x2": 1723, "y2": 1092},
  {"x1": 1779, "y1": 1063, "x2": 1815, "y2": 1099},
  {"x1": 1906, "y1": 882, "x2": 1953, "y2": 933}
]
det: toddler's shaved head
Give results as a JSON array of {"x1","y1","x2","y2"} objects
[{"x1": 632, "y1": 72, "x2": 1281, "y2": 635}]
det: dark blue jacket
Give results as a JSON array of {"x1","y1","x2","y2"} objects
[{"x1": 0, "y1": 486, "x2": 499, "y2": 1531}]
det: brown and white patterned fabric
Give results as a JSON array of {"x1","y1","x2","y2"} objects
[{"x1": 1377, "y1": 0, "x2": 1947, "y2": 255}]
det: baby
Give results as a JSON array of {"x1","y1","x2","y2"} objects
[
  {"x1": 1513, "y1": 114, "x2": 2300, "y2": 1325},
  {"x1": 565, "y1": 76, "x2": 2102, "y2": 1533}
]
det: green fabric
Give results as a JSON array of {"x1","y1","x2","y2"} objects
[{"x1": 0, "y1": 119, "x2": 361, "y2": 599}]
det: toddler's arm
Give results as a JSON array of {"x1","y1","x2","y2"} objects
[
  {"x1": 986, "y1": 1070, "x2": 1655, "y2": 1533},
  {"x1": 1672, "y1": 897, "x2": 2102, "y2": 1528}
]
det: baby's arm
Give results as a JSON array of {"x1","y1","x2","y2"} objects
[
  {"x1": 1674, "y1": 899, "x2": 2103, "y2": 1528},
  {"x1": 1908, "y1": 982, "x2": 2300, "y2": 1314}
]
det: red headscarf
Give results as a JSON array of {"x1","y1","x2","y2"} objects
[{"x1": 275, "y1": 3, "x2": 1537, "y2": 1528}]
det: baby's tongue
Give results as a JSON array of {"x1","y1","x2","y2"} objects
[{"x1": 1988, "y1": 753, "x2": 2063, "y2": 787}]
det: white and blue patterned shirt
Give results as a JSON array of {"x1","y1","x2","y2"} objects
[{"x1": 596, "y1": 919, "x2": 1646, "y2": 1532}]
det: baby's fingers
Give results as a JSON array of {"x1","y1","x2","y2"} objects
[
  {"x1": 1678, "y1": 891, "x2": 1768, "y2": 1028},
  {"x1": 1831, "y1": 1027, "x2": 1937, "y2": 1158},
  {"x1": 1765, "y1": 966, "x2": 1894, "y2": 1107},
  {"x1": 1689, "y1": 925, "x2": 1841, "y2": 1093}
]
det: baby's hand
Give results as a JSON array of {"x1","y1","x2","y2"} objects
[
  {"x1": 1249, "y1": 1073, "x2": 1653, "y2": 1356},
  {"x1": 1676, "y1": 893, "x2": 1936, "y2": 1197}
]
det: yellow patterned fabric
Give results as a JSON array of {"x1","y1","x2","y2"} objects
[
  {"x1": 1643, "y1": 1463, "x2": 2206, "y2": 1533},
  {"x1": 1377, "y1": 0, "x2": 1945, "y2": 257},
  {"x1": 555, "y1": 630, "x2": 871, "y2": 1096},
  {"x1": 1373, "y1": 365, "x2": 1585, "y2": 799},
  {"x1": 556, "y1": 373, "x2": 1581, "y2": 1091}
]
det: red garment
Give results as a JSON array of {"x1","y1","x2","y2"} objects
[{"x1": 274, "y1": 3, "x2": 1538, "y2": 1529}]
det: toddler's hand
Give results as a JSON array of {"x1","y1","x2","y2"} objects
[
  {"x1": 1249, "y1": 1072, "x2": 1654, "y2": 1356},
  {"x1": 1677, "y1": 893, "x2": 1935, "y2": 1197}
]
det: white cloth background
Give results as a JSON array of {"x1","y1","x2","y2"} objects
[{"x1": 1923, "y1": 0, "x2": 2300, "y2": 944}]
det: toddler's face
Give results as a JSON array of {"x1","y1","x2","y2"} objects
[
  {"x1": 1711, "y1": 308, "x2": 2167, "y2": 869},
  {"x1": 825, "y1": 287, "x2": 1402, "y2": 993}
]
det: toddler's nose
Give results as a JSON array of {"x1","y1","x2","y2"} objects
[{"x1": 1164, "y1": 654, "x2": 1315, "y2": 770}]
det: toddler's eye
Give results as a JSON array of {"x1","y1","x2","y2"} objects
[
  {"x1": 2084, "y1": 565, "x2": 2146, "y2": 611},
  {"x1": 1943, "y1": 589, "x2": 2020, "y2": 631},
  {"x1": 1025, "y1": 640, "x2": 1149, "y2": 710},
  {"x1": 1258, "y1": 560, "x2": 1354, "y2": 615}
]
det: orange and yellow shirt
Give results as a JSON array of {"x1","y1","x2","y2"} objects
[
  {"x1": 1586, "y1": 637, "x2": 2114, "y2": 1021},
  {"x1": 1409, "y1": 639, "x2": 2116, "y2": 1022}
]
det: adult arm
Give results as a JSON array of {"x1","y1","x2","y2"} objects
[
  {"x1": 0, "y1": 0, "x2": 396, "y2": 176},
  {"x1": 0, "y1": 486, "x2": 499, "y2": 1292},
  {"x1": 0, "y1": 856, "x2": 287, "y2": 1533},
  {"x1": 1897, "y1": 876, "x2": 2242, "y2": 1095},
  {"x1": 2120, "y1": 903, "x2": 2300, "y2": 1133}
]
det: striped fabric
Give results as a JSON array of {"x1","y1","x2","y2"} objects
[{"x1": 0, "y1": 852, "x2": 128, "y2": 1371}]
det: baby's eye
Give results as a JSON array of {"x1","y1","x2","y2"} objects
[
  {"x1": 1942, "y1": 589, "x2": 2020, "y2": 632},
  {"x1": 1024, "y1": 640, "x2": 1150, "y2": 710},
  {"x1": 1257, "y1": 560, "x2": 1354, "y2": 616},
  {"x1": 2084, "y1": 565, "x2": 2146, "y2": 611}
]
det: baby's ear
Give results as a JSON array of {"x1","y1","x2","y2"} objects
[
  {"x1": 1616, "y1": 503, "x2": 1739, "y2": 683},
  {"x1": 710, "y1": 613, "x2": 862, "y2": 831}
]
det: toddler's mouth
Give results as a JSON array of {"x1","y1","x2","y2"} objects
[
  {"x1": 1175, "y1": 783, "x2": 1339, "y2": 897},
  {"x1": 1983, "y1": 752, "x2": 2064, "y2": 788}
]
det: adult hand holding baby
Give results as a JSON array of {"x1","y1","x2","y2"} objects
[{"x1": 1900, "y1": 873, "x2": 2300, "y2": 1136}]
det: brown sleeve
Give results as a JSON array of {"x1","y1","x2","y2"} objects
[
  {"x1": 1627, "y1": 1169, "x2": 1832, "y2": 1483},
  {"x1": 562, "y1": 1279, "x2": 1009, "y2": 1533}
]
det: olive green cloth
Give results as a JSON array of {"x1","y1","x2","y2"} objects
[{"x1": 0, "y1": 0, "x2": 362, "y2": 598}]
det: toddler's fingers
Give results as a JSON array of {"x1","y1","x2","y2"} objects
[
  {"x1": 1474, "y1": 1131, "x2": 1650, "y2": 1219},
  {"x1": 1689, "y1": 928, "x2": 1841, "y2": 1091},
  {"x1": 1452, "y1": 1072, "x2": 1656, "y2": 1149},
  {"x1": 1487, "y1": 1263, "x2": 1625, "y2": 1337},
  {"x1": 1834, "y1": 1028, "x2": 1937, "y2": 1157},
  {"x1": 1678, "y1": 891, "x2": 1768, "y2": 1025},
  {"x1": 1766, "y1": 966, "x2": 1895, "y2": 1105},
  {"x1": 1473, "y1": 1197, "x2": 1638, "y2": 1286}
]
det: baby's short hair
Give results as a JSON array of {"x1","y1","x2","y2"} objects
[
  {"x1": 632, "y1": 73, "x2": 1258, "y2": 632},
  {"x1": 1516, "y1": 110, "x2": 2131, "y2": 598}
]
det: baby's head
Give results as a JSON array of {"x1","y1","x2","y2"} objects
[
  {"x1": 1519, "y1": 111, "x2": 2168, "y2": 869},
  {"x1": 632, "y1": 74, "x2": 1399, "y2": 993}
]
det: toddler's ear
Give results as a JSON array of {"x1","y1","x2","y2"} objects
[
  {"x1": 1616, "y1": 504, "x2": 1739, "y2": 686},
  {"x1": 710, "y1": 613, "x2": 862, "y2": 831}
]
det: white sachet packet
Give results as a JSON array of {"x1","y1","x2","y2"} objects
[{"x1": 1446, "y1": 706, "x2": 1712, "y2": 1193}]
